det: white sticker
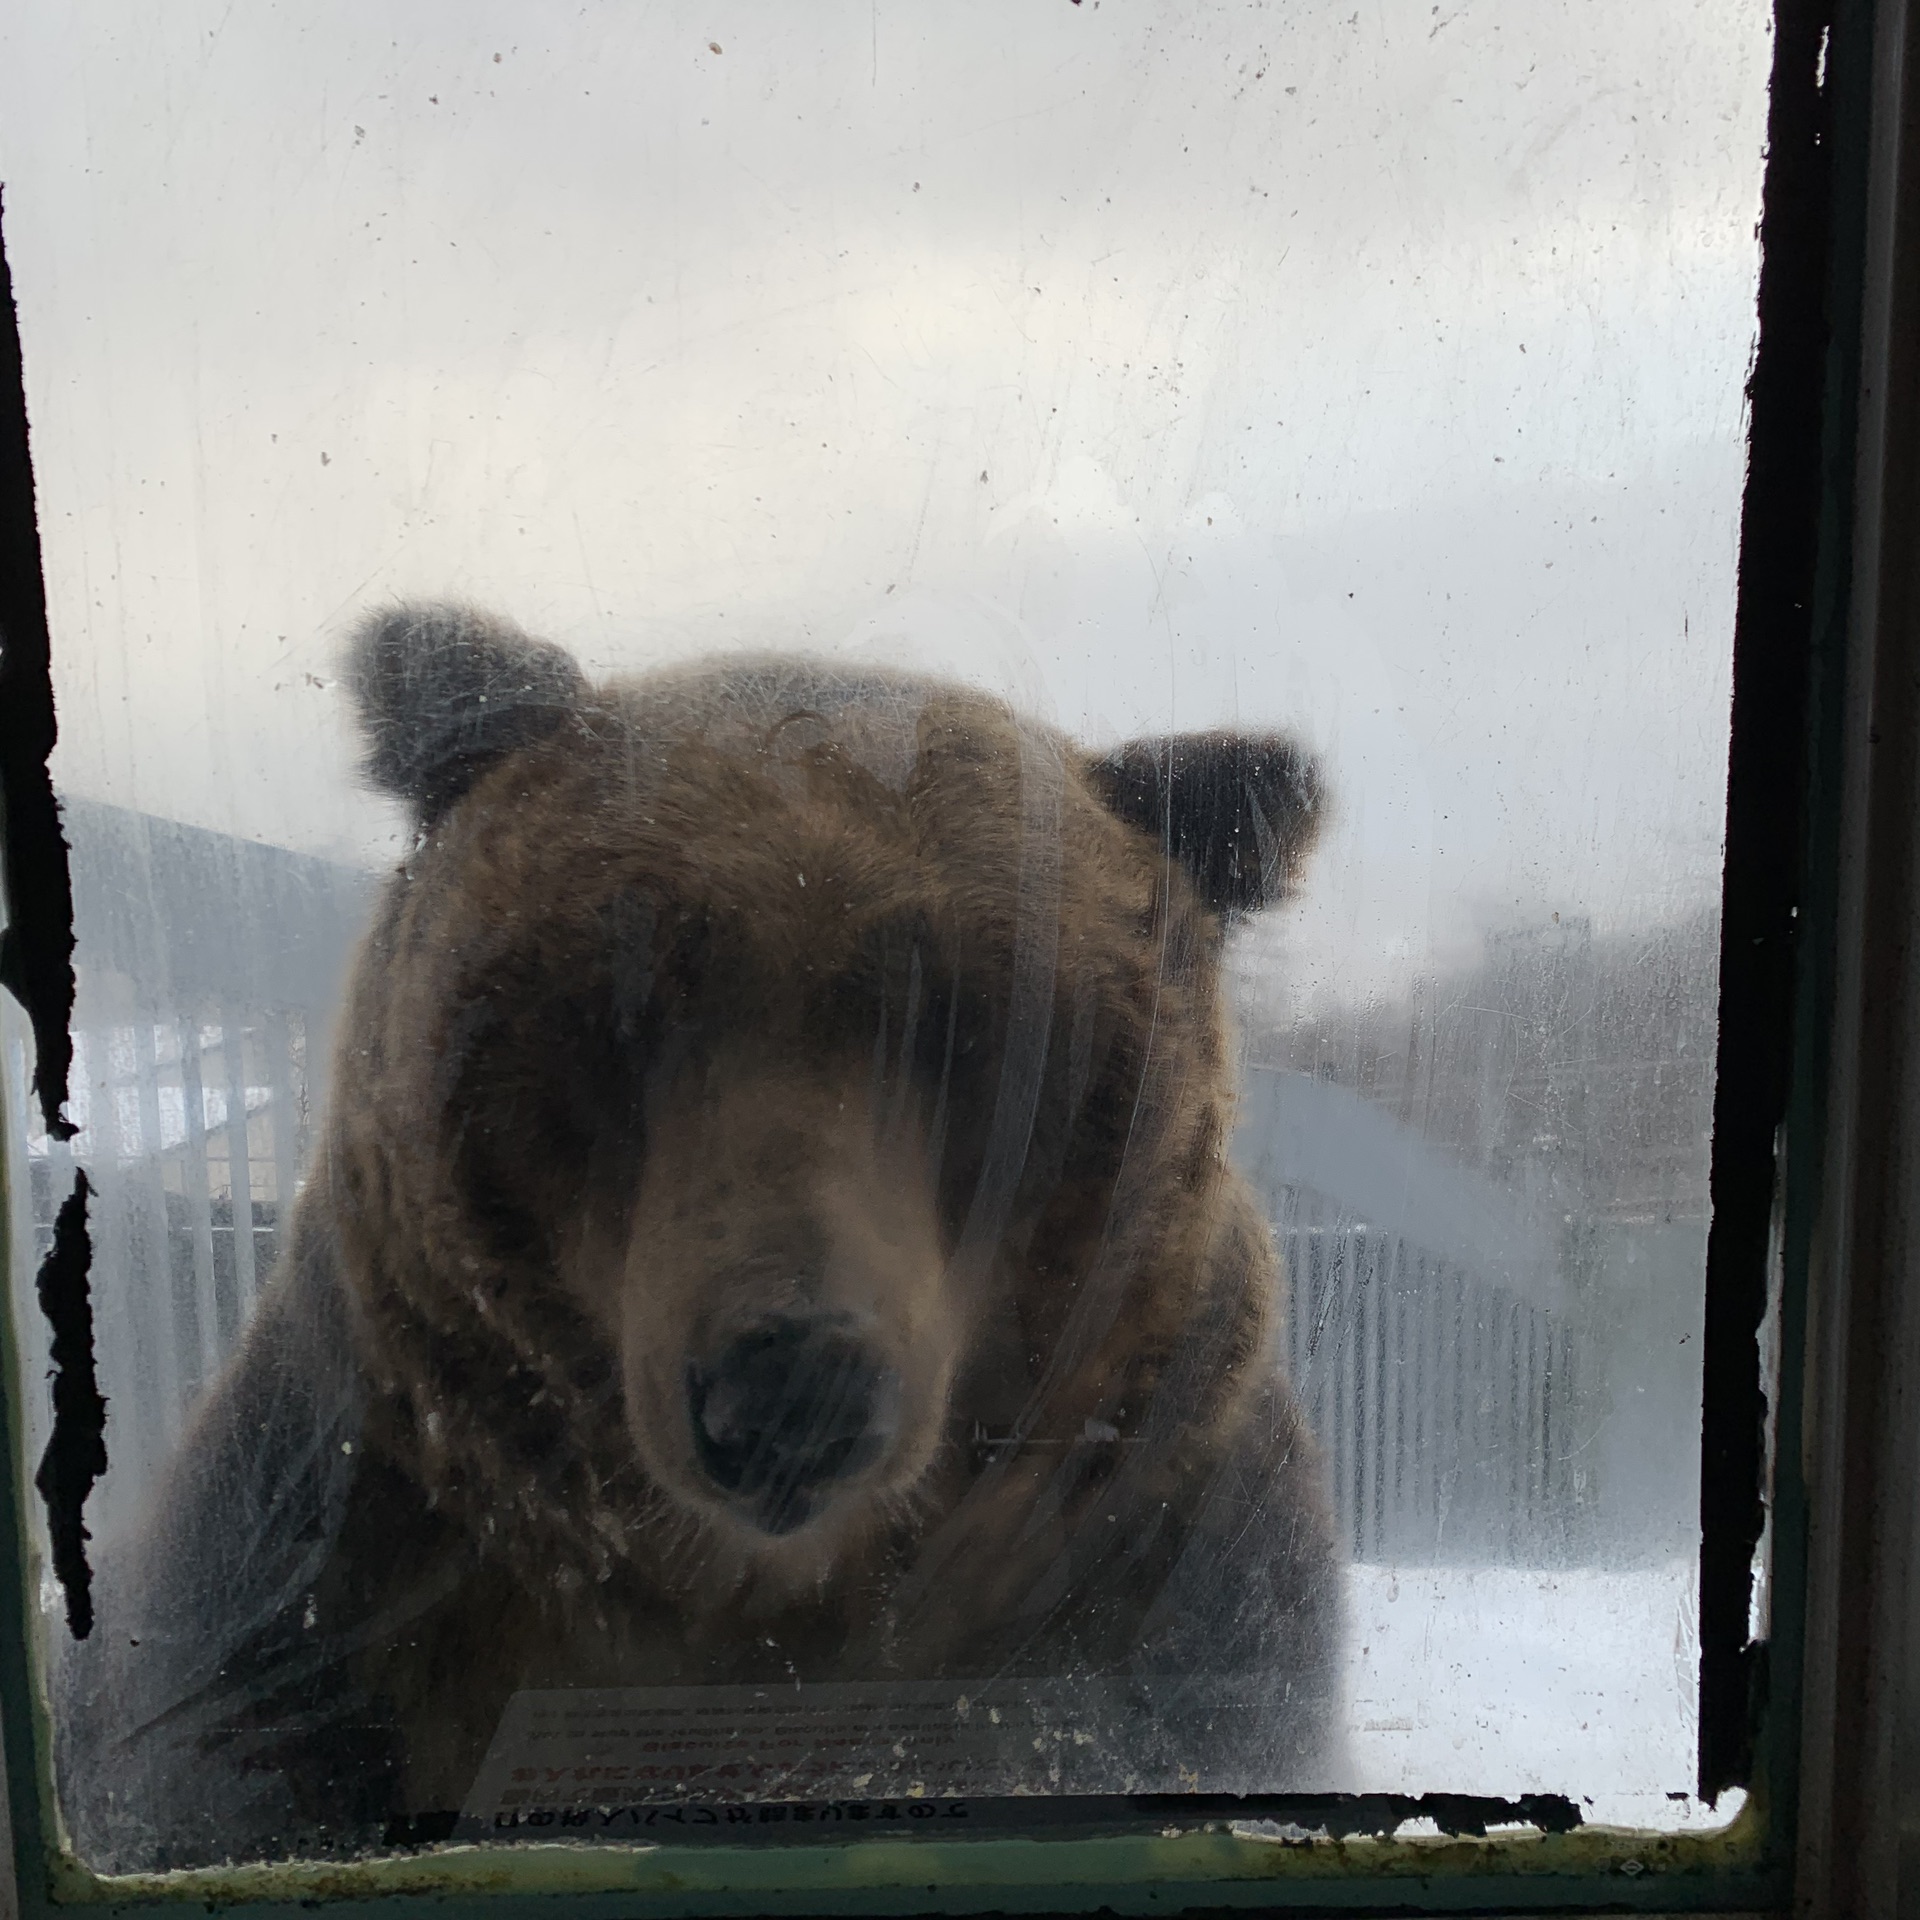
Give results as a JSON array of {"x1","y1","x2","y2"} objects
[{"x1": 456, "y1": 1677, "x2": 1258, "y2": 1842}]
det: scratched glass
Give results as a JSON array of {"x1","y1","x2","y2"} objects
[{"x1": 0, "y1": 0, "x2": 1767, "y2": 1873}]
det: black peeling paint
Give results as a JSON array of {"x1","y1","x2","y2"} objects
[
  {"x1": 33, "y1": 1171, "x2": 105, "y2": 1640},
  {"x1": 1697, "y1": 0, "x2": 1840, "y2": 1800},
  {"x1": 0, "y1": 188, "x2": 78, "y2": 1141},
  {"x1": 1138, "y1": 1791, "x2": 1585, "y2": 1841}
]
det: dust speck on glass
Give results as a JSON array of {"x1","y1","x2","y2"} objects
[{"x1": 0, "y1": 0, "x2": 1769, "y2": 1876}]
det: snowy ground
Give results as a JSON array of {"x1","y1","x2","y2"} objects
[{"x1": 1344, "y1": 1561, "x2": 1741, "y2": 1831}]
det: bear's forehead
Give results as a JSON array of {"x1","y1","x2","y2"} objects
[
  {"x1": 599, "y1": 656, "x2": 1041, "y2": 795},
  {"x1": 413, "y1": 660, "x2": 1122, "y2": 966},
  {"x1": 517, "y1": 663, "x2": 1073, "y2": 868}
]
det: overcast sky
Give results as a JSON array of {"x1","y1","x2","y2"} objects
[{"x1": 0, "y1": 0, "x2": 1772, "y2": 1005}]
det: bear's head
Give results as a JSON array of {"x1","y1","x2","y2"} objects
[{"x1": 334, "y1": 605, "x2": 1322, "y2": 1608}]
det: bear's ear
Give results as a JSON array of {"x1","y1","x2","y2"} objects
[
  {"x1": 1085, "y1": 732, "x2": 1325, "y2": 917},
  {"x1": 346, "y1": 603, "x2": 589, "y2": 826}
]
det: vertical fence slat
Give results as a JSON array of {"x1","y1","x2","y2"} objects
[
  {"x1": 1368, "y1": 1236, "x2": 1379, "y2": 1559},
  {"x1": 133, "y1": 1019, "x2": 193, "y2": 1422},
  {"x1": 172, "y1": 1015, "x2": 227, "y2": 1376},
  {"x1": 263, "y1": 1008, "x2": 302, "y2": 1272},
  {"x1": 219, "y1": 1010, "x2": 260, "y2": 1312}
]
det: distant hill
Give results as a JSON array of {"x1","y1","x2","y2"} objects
[{"x1": 1236, "y1": 911, "x2": 1721, "y2": 1233}]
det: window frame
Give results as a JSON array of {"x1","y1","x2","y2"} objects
[{"x1": 0, "y1": 0, "x2": 1908, "y2": 1908}]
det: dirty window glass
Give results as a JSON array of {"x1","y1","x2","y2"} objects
[{"x1": 0, "y1": 0, "x2": 1768, "y2": 1874}]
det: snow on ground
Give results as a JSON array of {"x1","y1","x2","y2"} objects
[{"x1": 1344, "y1": 1561, "x2": 1742, "y2": 1831}]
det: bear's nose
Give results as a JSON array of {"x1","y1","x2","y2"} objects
[{"x1": 686, "y1": 1317, "x2": 900, "y2": 1534}]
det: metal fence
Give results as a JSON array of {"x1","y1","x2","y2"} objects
[
  {"x1": 11, "y1": 801, "x2": 1598, "y2": 1564},
  {"x1": 19, "y1": 1014, "x2": 312, "y2": 1478},
  {"x1": 1237, "y1": 1066, "x2": 1592, "y2": 1565},
  {"x1": 5, "y1": 800, "x2": 367, "y2": 1544},
  {"x1": 1279, "y1": 1214, "x2": 1584, "y2": 1566}
]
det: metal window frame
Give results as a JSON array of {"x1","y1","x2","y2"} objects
[{"x1": 0, "y1": 0, "x2": 1910, "y2": 1908}]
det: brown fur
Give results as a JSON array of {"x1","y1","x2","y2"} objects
[{"x1": 59, "y1": 621, "x2": 1342, "y2": 1866}]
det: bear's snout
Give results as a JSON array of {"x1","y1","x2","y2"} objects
[{"x1": 686, "y1": 1316, "x2": 903, "y2": 1535}]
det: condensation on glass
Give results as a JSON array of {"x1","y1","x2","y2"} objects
[{"x1": 0, "y1": 0, "x2": 1769, "y2": 1875}]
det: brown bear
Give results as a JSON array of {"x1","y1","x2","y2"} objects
[{"x1": 59, "y1": 605, "x2": 1341, "y2": 1870}]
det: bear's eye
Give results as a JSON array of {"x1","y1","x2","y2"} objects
[
  {"x1": 907, "y1": 964, "x2": 1008, "y2": 1235},
  {"x1": 912, "y1": 967, "x2": 995, "y2": 1082},
  {"x1": 433, "y1": 923, "x2": 706, "y2": 1262},
  {"x1": 822, "y1": 914, "x2": 997, "y2": 1102},
  {"x1": 599, "y1": 889, "x2": 721, "y2": 1044},
  {"x1": 433, "y1": 1009, "x2": 605, "y2": 1260}
]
